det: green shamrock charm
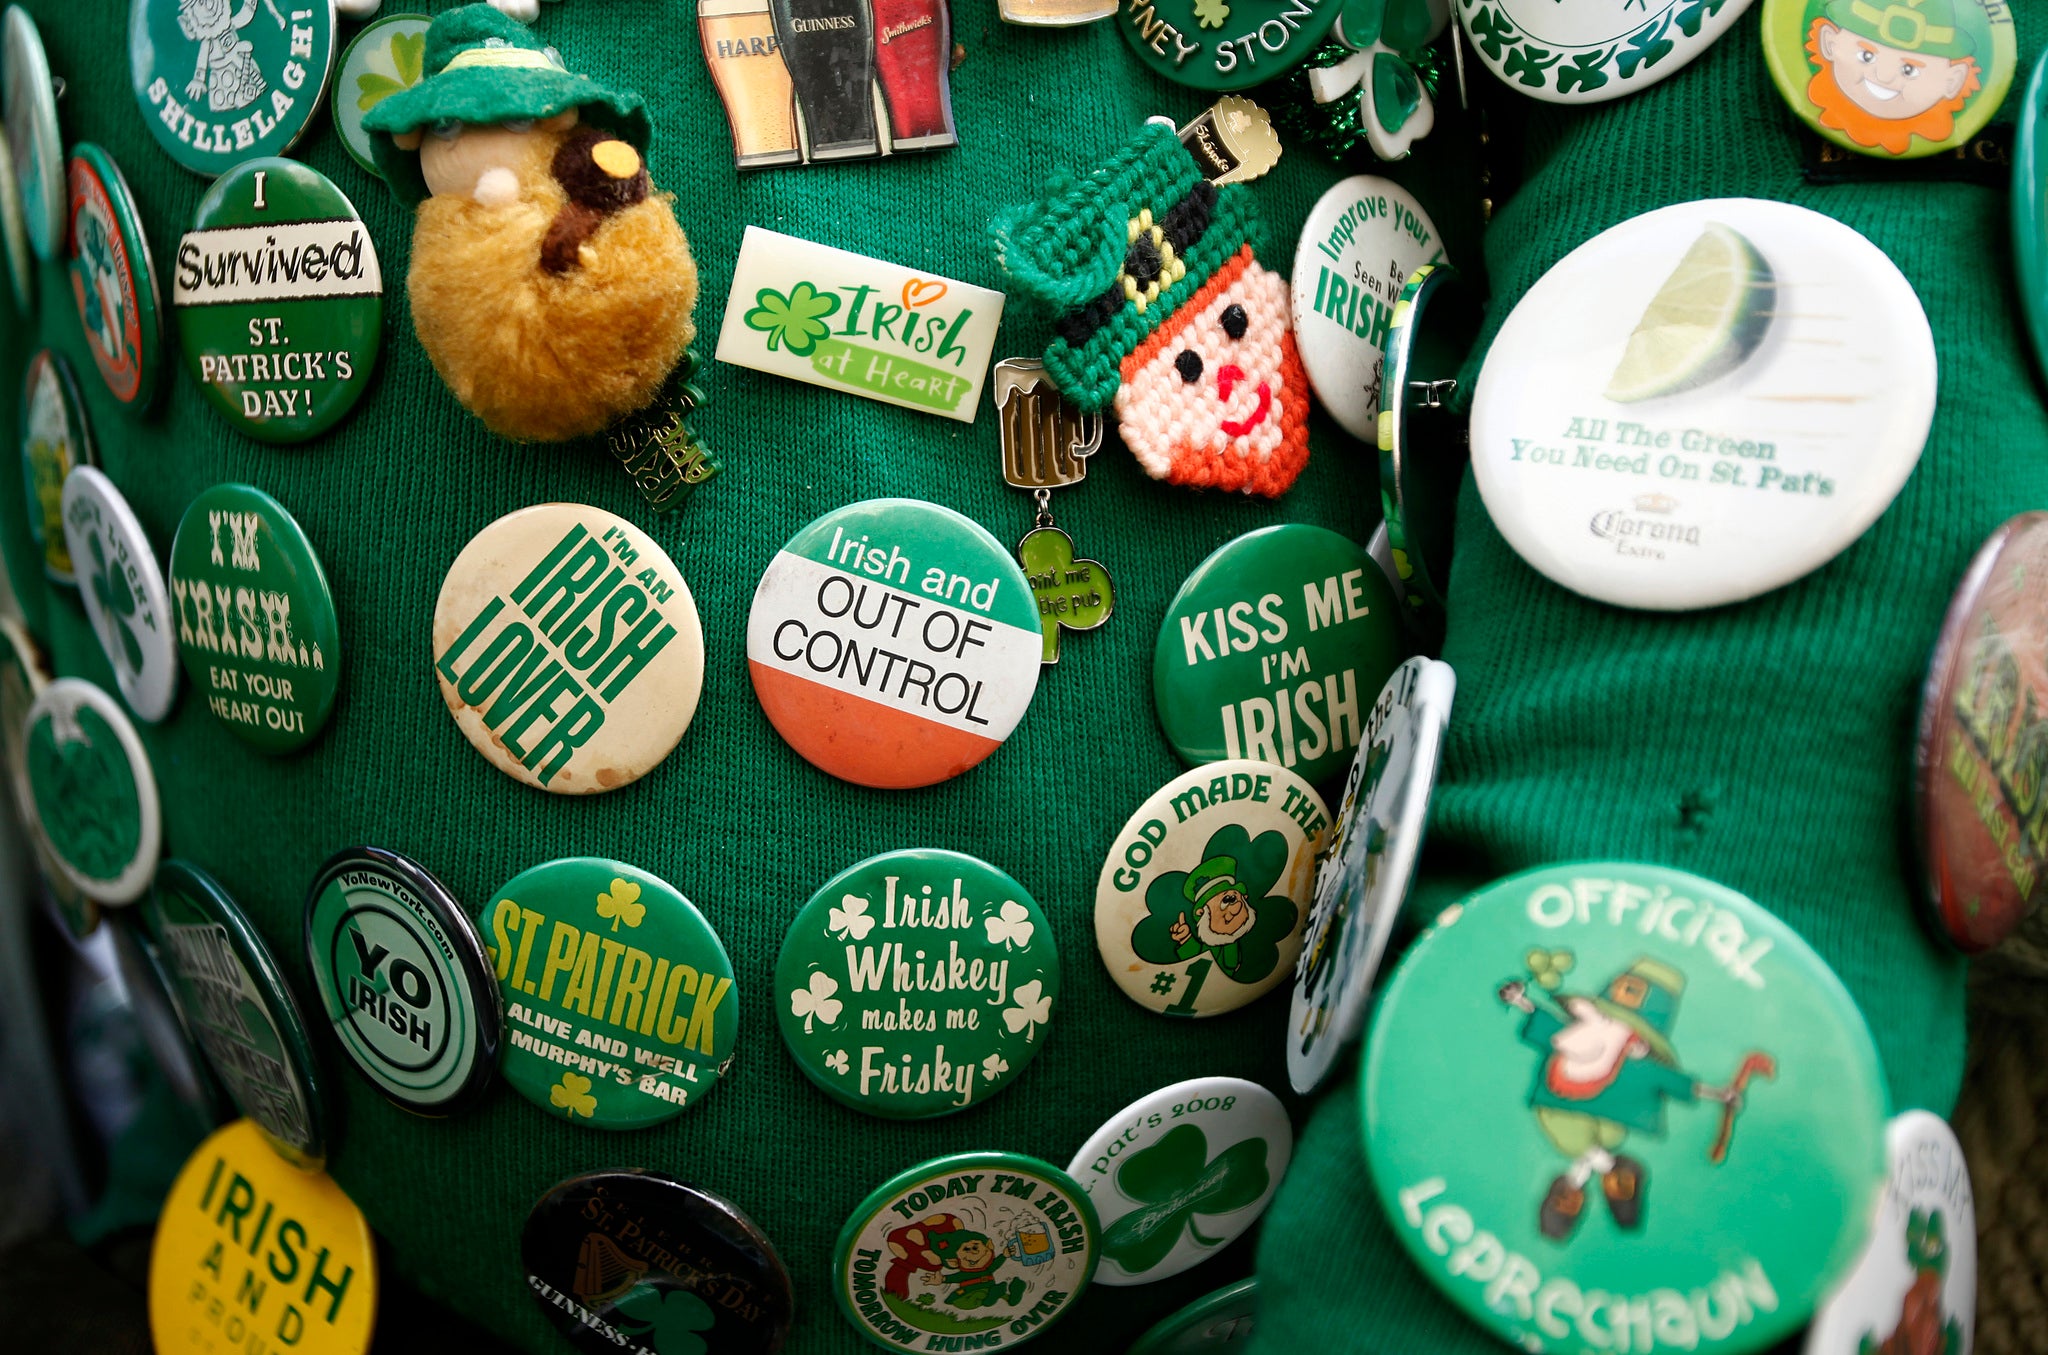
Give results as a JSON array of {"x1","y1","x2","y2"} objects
[
  {"x1": 355, "y1": 28, "x2": 425, "y2": 114},
  {"x1": 1102, "y1": 1123, "x2": 1271, "y2": 1273},
  {"x1": 1018, "y1": 526, "x2": 1114, "y2": 664},
  {"x1": 745, "y1": 283, "x2": 841, "y2": 357},
  {"x1": 611, "y1": 1282, "x2": 717, "y2": 1355}
]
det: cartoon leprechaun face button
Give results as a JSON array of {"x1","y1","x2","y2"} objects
[{"x1": 1362, "y1": 863, "x2": 1888, "y2": 1353}]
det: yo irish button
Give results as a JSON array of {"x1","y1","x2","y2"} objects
[{"x1": 129, "y1": 0, "x2": 339, "y2": 178}]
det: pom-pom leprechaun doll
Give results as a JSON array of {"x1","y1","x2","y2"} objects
[{"x1": 363, "y1": 5, "x2": 697, "y2": 442}]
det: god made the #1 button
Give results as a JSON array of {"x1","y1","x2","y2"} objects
[
  {"x1": 748, "y1": 499, "x2": 1042, "y2": 790},
  {"x1": 303, "y1": 846, "x2": 501, "y2": 1116},
  {"x1": 1362, "y1": 863, "x2": 1887, "y2": 1354},
  {"x1": 483, "y1": 858, "x2": 737, "y2": 1131},
  {"x1": 434, "y1": 504, "x2": 704, "y2": 795},
  {"x1": 69, "y1": 144, "x2": 163, "y2": 411},
  {"x1": 834, "y1": 1150, "x2": 1099, "y2": 1351},
  {"x1": 63, "y1": 466, "x2": 179, "y2": 723},
  {"x1": 776, "y1": 849, "x2": 1059, "y2": 1120},
  {"x1": 169, "y1": 483, "x2": 341, "y2": 753},
  {"x1": 24, "y1": 677, "x2": 161, "y2": 905},
  {"x1": 129, "y1": 0, "x2": 338, "y2": 177}
]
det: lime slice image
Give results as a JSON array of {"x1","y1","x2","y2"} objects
[{"x1": 1605, "y1": 223, "x2": 1774, "y2": 403}]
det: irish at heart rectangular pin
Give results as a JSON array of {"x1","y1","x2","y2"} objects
[{"x1": 714, "y1": 226, "x2": 1005, "y2": 422}]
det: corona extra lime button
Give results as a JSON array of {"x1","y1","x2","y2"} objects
[
  {"x1": 149, "y1": 1119, "x2": 376, "y2": 1355},
  {"x1": 303, "y1": 846, "x2": 500, "y2": 1116},
  {"x1": 334, "y1": 15, "x2": 431, "y2": 178},
  {"x1": 776, "y1": 849, "x2": 1059, "y2": 1119},
  {"x1": 1458, "y1": 0, "x2": 1756, "y2": 104},
  {"x1": 480, "y1": 857, "x2": 737, "y2": 1131},
  {"x1": 21, "y1": 348, "x2": 95, "y2": 586},
  {"x1": 1379, "y1": 263, "x2": 1481, "y2": 631},
  {"x1": 129, "y1": 0, "x2": 339, "y2": 177},
  {"x1": 1762, "y1": 0, "x2": 2014, "y2": 161},
  {"x1": 68, "y1": 144, "x2": 163, "y2": 411},
  {"x1": 833, "y1": 1151, "x2": 1099, "y2": 1350},
  {"x1": 63, "y1": 467, "x2": 179, "y2": 723},
  {"x1": 1362, "y1": 863, "x2": 1888, "y2": 1354},
  {"x1": 522, "y1": 1171, "x2": 794, "y2": 1355},
  {"x1": 145, "y1": 861, "x2": 330, "y2": 1167},
  {"x1": 1154, "y1": 525, "x2": 1403, "y2": 786},
  {"x1": 5, "y1": 6, "x2": 63, "y2": 262},
  {"x1": 1128, "y1": 1277, "x2": 1259, "y2": 1354},
  {"x1": 23, "y1": 678, "x2": 161, "y2": 905},
  {"x1": 168, "y1": 483, "x2": 341, "y2": 754}
]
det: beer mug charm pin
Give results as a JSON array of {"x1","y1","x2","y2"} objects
[{"x1": 994, "y1": 358, "x2": 1118, "y2": 665}]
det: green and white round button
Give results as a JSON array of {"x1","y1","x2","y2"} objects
[
  {"x1": 1154, "y1": 525, "x2": 1404, "y2": 786},
  {"x1": 21, "y1": 348, "x2": 95, "y2": 586},
  {"x1": 775, "y1": 849, "x2": 1059, "y2": 1120},
  {"x1": 1128, "y1": 1277, "x2": 1258, "y2": 1353},
  {"x1": 334, "y1": 15, "x2": 430, "y2": 178},
  {"x1": 174, "y1": 158, "x2": 382, "y2": 443},
  {"x1": 304, "y1": 846, "x2": 501, "y2": 1116},
  {"x1": 1763, "y1": 0, "x2": 2014, "y2": 160},
  {"x1": 834, "y1": 1150, "x2": 1100, "y2": 1350},
  {"x1": 23, "y1": 677, "x2": 161, "y2": 905},
  {"x1": 1096, "y1": 760, "x2": 1329, "y2": 1017},
  {"x1": 68, "y1": 145, "x2": 163, "y2": 411},
  {"x1": 480, "y1": 858, "x2": 737, "y2": 1131},
  {"x1": 1363, "y1": 862, "x2": 1888, "y2": 1353},
  {"x1": 1066, "y1": 1077, "x2": 1291, "y2": 1285},
  {"x1": 1380, "y1": 262, "x2": 1481, "y2": 629},
  {"x1": 0, "y1": 620, "x2": 93, "y2": 937},
  {"x1": 4, "y1": 5, "x2": 63, "y2": 263},
  {"x1": 129, "y1": 0, "x2": 338, "y2": 177},
  {"x1": 168, "y1": 483, "x2": 342, "y2": 753},
  {"x1": 1116, "y1": 0, "x2": 1341, "y2": 89},
  {"x1": 63, "y1": 467, "x2": 179, "y2": 723},
  {"x1": 1458, "y1": 0, "x2": 1757, "y2": 103}
]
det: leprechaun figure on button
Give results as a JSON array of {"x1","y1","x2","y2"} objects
[
  {"x1": 884, "y1": 1216, "x2": 1029, "y2": 1311},
  {"x1": 1172, "y1": 856, "x2": 1259, "y2": 977},
  {"x1": 1803, "y1": 0, "x2": 1981, "y2": 157},
  {"x1": 1496, "y1": 954, "x2": 1766, "y2": 1243},
  {"x1": 1862, "y1": 1209, "x2": 1965, "y2": 1355},
  {"x1": 362, "y1": 5, "x2": 700, "y2": 443}
]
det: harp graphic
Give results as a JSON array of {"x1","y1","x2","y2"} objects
[{"x1": 575, "y1": 1232, "x2": 649, "y2": 1305}]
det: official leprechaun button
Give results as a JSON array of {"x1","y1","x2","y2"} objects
[
  {"x1": 1362, "y1": 863, "x2": 1888, "y2": 1354},
  {"x1": 522, "y1": 1171, "x2": 794, "y2": 1355},
  {"x1": 433, "y1": 504, "x2": 705, "y2": 795},
  {"x1": 748, "y1": 499, "x2": 1043, "y2": 789},
  {"x1": 147, "y1": 861, "x2": 330, "y2": 1167},
  {"x1": 1097, "y1": 760, "x2": 1329, "y2": 1017},
  {"x1": 834, "y1": 1150, "x2": 1099, "y2": 1350},
  {"x1": 1288, "y1": 656, "x2": 1453, "y2": 1094},
  {"x1": 1458, "y1": 0, "x2": 1754, "y2": 104},
  {"x1": 68, "y1": 144, "x2": 162, "y2": 411},
  {"x1": 1380, "y1": 263, "x2": 1481, "y2": 627},
  {"x1": 1066, "y1": 1077, "x2": 1291, "y2": 1285},
  {"x1": 1471, "y1": 199, "x2": 1934, "y2": 611},
  {"x1": 304, "y1": 846, "x2": 500, "y2": 1116},
  {"x1": 776, "y1": 849, "x2": 1059, "y2": 1119},
  {"x1": 5, "y1": 6, "x2": 63, "y2": 263},
  {"x1": 24, "y1": 678, "x2": 162, "y2": 905},
  {"x1": 150, "y1": 1119, "x2": 375, "y2": 1355},
  {"x1": 1129, "y1": 1277, "x2": 1259, "y2": 1353},
  {"x1": 1116, "y1": 0, "x2": 1340, "y2": 89},
  {"x1": 174, "y1": 159, "x2": 381, "y2": 442},
  {"x1": 1155, "y1": 525, "x2": 1403, "y2": 786},
  {"x1": 63, "y1": 467, "x2": 179, "y2": 723},
  {"x1": 482, "y1": 858, "x2": 736, "y2": 1130},
  {"x1": 169, "y1": 484, "x2": 340, "y2": 753},
  {"x1": 129, "y1": 0, "x2": 339, "y2": 178},
  {"x1": 21, "y1": 348, "x2": 95, "y2": 586}
]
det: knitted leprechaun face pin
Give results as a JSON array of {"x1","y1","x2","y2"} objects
[{"x1": 994, "y1": 124, "x2": 1310, "y2": 500}]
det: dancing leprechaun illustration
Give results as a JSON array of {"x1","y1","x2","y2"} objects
[
  {"x1": 883, "y1": 1215, "x2": 1028, "y2": 1311},
  {"x1": 1497, "y1": 950, "x2": 1776, "y2": 1242}
]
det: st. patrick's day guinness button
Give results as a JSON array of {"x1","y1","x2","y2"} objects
[
  {"x1": 1458, "y1": 0, "x2": 1755, "y2": 104},
  {"x1": 150, "y1": 1119, "x2": 375, "y2": 1355},
  {"x1": 146, "y1": 861, "x2": 330, "y2": 1167},
  {"x1": 1096, "y1": 760, "x2": 1329, "y2": 1017},
  {"x1": 5, "y1": 6, "x2": 63, "y2": 263},
  {"x1": 1116, "y1": 0, "x2": 1341, "y2": 90},
  {"x1": 748, "y1": 499, "x2": 1042, "y2": 789},
  {"x1": 24, "y1": 677, "x2": 162, "y2": 905},
  {"x1": 1915, "y1": 513, "x2": 2048, "y2": 954},
  {"x1": 1288, "y1": 656, "x2": 1453, "y2": 1094},
  {"x1": 433, "y1": 504, "x2": 705, "y2": 795},
  {"x1": 1362, "y1": 863, "x2": 1888, "y2": 1354},
  {"x1": 775, "y1": 849, "x2": 1059, "y2": 1119},
  {"x1": 1154, "y1": 525, "x2": 1402, "y2": 787},
  {"x1": 1380, "y1": 263, "x2": 1482, "y2": 629},
  {"x1": 129, "y1": 0, "x2": 338, "y2": 178},
  {"x1": 1129, "y1": 1277, "x2": 1258, "y2": 1353},
  {"x1": 168, "y1": 483, "x2": 341, "y2": 753},
  {"x1": 63, "y1": 466, "x2": 179, "y2": 723},
  {"x1": 68, "y1": 144, "x2": 162, "y2": 411},
  {"x1": 21, "y1": 347, "x2": 95, "y2": 586},
  {"x1": 833, "y1": 1150, "x2": 1100, "y2": 1350},
  {"x1": 174, "y1": 158, "x2": 382, "y2": 442},
  {"x1": 1066, "y1": 1077, "x2": 1291, "y2": 1285},
  {"x1": 303, "y1": 846, "x2": 501, "y2": 1116},
  {"x1": 482, "y1": 858, "x2": 737, "y2": 1130},
  {"x1": 522, "y1": 1171, "x2": 794, "y2": 1355},
  {"x1": 1471, "y1": 199, "x2": 1934, "y2": 611}
]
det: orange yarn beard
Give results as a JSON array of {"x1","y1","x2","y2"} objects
[
  {"x1": 1804, "y1": 18, "x2": 1981, "y2": 156},
  {"x1": 406, "y1": 128, "x2": 698, "y2": 443},
  {"x1": 1114, "y1": 247, "x2": 1311, "y2": 499}
]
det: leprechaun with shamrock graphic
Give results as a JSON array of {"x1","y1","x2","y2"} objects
[{"x1": 1169, "y1": 856, "x2": 1260, "y2": 977}]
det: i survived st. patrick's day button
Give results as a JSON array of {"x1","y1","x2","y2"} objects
[
  {"x1": 68, "y1": 144, "x2": 162, "y2": 411},
  {"x1": 833, "y1": 1150, "x2": 1099, "y2": 1350},
  {"x1": 63, "y1": 466, "x2": 179, "y2": 723},
  {"x1": 748, "y1": 499, "x2": 1042, "y2": 789},
  {"x1": 1154, "y1": 525, "x2": 1403, "y2": 787},
  {"x1": 168, "y1": 483, "x2": 341, "y2": 753},
  {"x1": 129, "y1": 0, "x2": 338, "y2": 177},
  {"x1": 174, "y1": 159, "x2": 381, "y2": 442},
  {"x1": 1472, "y1": 199, "x2": 1934, "y2": 611},
  {"x1": 1097, "y1": 760, "x2": 1329, "y2": 1017},
  {"x1": 23, "y1": 677, "x2": 162, "y2": 904},
  {"x1": 433, "y1": 504, "x2": 705, "y2": 795},
  {"x1": 1362, "y1": 863, "x2": 1888, "y2": 1353},
  {"x1": 482, "y1": 858, "x2": 737, "y2": 1130},
  {"x1": 776, "y1": 849, "x2": 1059, "y2": 1119}
]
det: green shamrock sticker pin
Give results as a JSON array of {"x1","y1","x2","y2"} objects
[{"x1": 336, "y1": 14, "x2": 434, "y2": 178}]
